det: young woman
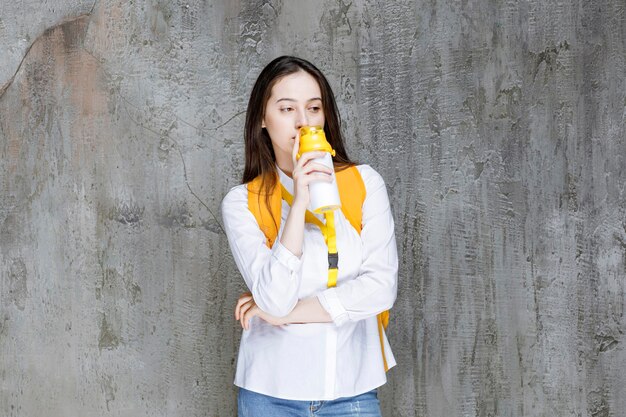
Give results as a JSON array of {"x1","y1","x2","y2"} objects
[{"x1": 221, "y1": 56, "x2": 398, "y2": 416}]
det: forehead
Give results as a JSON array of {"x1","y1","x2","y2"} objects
[{"x1": 269, "y1": 70, "x2": 322, "y2": 101}]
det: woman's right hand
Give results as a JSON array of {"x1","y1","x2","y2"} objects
[
  {"x1": 276, "y1": 135, "x2": 332, "y2": 257},
  {"x1": 290, "y1": 137, "x2": 333, "y2": 208}
]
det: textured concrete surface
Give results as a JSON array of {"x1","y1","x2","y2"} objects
[{"x1": 1, "y1": 1, "x2": 625, "y2": 416}]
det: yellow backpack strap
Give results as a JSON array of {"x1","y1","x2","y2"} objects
[
  {"x1": 279, "y1": 183, "x2": 325, "y2": 230},
  {"x1": 247, "y1": 174, "x2": 282, "y2": 248},
  {"x1": 323, "y1": 211, "x2": 338, "y2": 288},
  {"x1": 337, "y1": 166, "x2": 390, "y2": 372},
  {"x1": 335, "y1": 166, "x2": 365, "y2": 234}
]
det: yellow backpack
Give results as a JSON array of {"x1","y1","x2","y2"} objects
[{"x1": 247, "y1": 165, "x2": 391, "y2": 371}]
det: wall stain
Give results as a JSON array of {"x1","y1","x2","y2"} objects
[
  {"x1": 201, "y1": 218, "x2": 223, "y2": 234},
  {"x1": 328, "y1": 0, "x2": 353, "y2": 34},
  {"x1": 531, "y1": 40, "x2": 570, "y2": 81},
  {"x1": 149, "y1": 0, "x2": 172, "y2": 39},
  {"x1": 494, "y1": 85, "x2": 522, "y2": 120},
  {"x1": 595, "y1": 333, "x2": 619, "y2": 353},
  {"x1": 98, "y1": 314, "x2": 120, "y2": 350},
  {"x1": 463, "y1": 87, "x2": 487, "y2": 127},
  {"x1": 108, "y1": 201, "x2": 145, "y2": 226},
  {"x1": 8, "y1": 257, "x2": 28, "y2": 311},
  {"x1": 159, "y1": 202, "x2": 196, "y2": 228},
  {"x1": 427, "y1": 99, "x2": 448, "y2": 136},
  {"x1": 0, "y1": 14, "x2": 92, "y2": 98},
  {"x1": 101, "y1": 374, "x2": 117, "y2": 411},
  {"x1": 0, "y1": 314, "x2": 9, "y2": 343},
  {"x1": 587, "y1": 390, "x2": 610, "y2": 417},
  {"x1": 96, "y1": 264, "x2": 142, "y2": 305}
]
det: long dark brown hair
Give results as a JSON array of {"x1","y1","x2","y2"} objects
[{"x1": 242, "y1": 56, "x2": 356, "y2": 198}]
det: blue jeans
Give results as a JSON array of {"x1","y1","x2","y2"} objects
[{"x1": 237, "y1": 387, "x2": 383, "y2": 417}]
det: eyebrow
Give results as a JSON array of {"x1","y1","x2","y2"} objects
[{"x1": 275, "y1": 97, "x2": 322, "y2": 104}]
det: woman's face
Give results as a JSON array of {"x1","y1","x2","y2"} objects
[{"x1": 262, "y1": 70, "x2": 325, "y2": 169}]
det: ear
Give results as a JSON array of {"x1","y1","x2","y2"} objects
[{"x1": 261, "y1": 118, "x2": 266, "y2": 129}]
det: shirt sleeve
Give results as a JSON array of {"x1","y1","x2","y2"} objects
[
  {"x1": 221, "y1": 185, "x2": 303, "y2": 317},
  {"x1": 317, "y1": 165, "x2": 398, "y2": 326}
]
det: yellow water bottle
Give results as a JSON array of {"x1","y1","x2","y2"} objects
[{"x1": 297, "y1": 126, "x2": 341, "y2": 213}]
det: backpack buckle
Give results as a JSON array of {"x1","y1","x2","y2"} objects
[{"x1": 328, "y1": 252, "x2": 339, "y2": 270}]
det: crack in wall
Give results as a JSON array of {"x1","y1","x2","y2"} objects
[
  {"x1": 2, "y1": 13, "x2": 236, "y2": 238},
  {"x1": 77, "y1": 48, "x2": 242, "y2": 238},
  {"x1": 0, "y1": 10, "x2": 95, "y2": 99},
  {"x1": 81, "y1": 47, "x2": 244, "y2": 138},
  {"x1": 117, "y1": 94, "x2": 228, "y2": 237}
]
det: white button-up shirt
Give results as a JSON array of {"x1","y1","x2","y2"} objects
[{"x1": 221, "y1": 164, "x2": 398, "y2": 401}]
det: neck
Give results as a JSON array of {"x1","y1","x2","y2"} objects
[{"x1": 275, "y1": 154, "x2": 294, "y2": 178}]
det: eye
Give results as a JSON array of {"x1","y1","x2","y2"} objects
[
  {"x1": 280, "y1": 107, "x2": 294, "y2": 113},
  {"x1": 308, "y1": 106, "x2": 322, "y2": 113}
]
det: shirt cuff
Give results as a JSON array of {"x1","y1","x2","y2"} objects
[
  {"x1": 317, "y1": 288, "x2": 349, "y2": 326},
  {"x1": 271, "y1": 240, "x2": 303, "y2": 274}
]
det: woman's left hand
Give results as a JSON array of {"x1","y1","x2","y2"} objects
[{"x1": 234, "y1": 292, "x2": 287, "y2": 330}]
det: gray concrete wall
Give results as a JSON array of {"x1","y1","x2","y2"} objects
[{"x1": 1, "y1": 1, "x2": 624, "y2": 416}]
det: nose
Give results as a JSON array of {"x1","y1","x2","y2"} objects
[{"x1": 295, "y1": 108, "x2": 308, "y2": 129}]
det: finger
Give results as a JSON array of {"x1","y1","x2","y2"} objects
[
  {"x1": 235, "y1": 296, "x2": 253, "y2": 319},
  {"x1": 239, "y1": 301, "x2": 253, "y2": 328},
  {"x1": 296, "y1": 168, "x2": 334, "y2": 185},
  {"x1": 297, "y1": 173, "x2": 334, "y2": 187},
  {"x1": 241, "y1": 301, "x2": 257, "y2": 329},
  {"x1": 292, "y1": 132, "x2": 301, "y2": 164},
  {"x1": 296, "y1": 151, "x2": 327, "y2": 165},
  {"x1": 239, "y1": 300, "x2": 254, "y2": 319},
  {"x1": 237, "y1": 293, "x2": 253, "y2": 303},
  {"x1": 293, "y1": 164, "x2": 333, "y2": 184},
  {"x1": 241, "y1": 307, "x2": 246, "y2": 329},
  {"x1": 236, "y1": 294, "x2": 253, "y2": 307},
  {"x1": 299, "y1": 162, "x2": 333, "y2": 175},
  {"x1": 243, "y1": 307, "x2": 258, "y2": 330},
  {"x1": 236, "y1": 295, "x2": 253, "y2": 310}
]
